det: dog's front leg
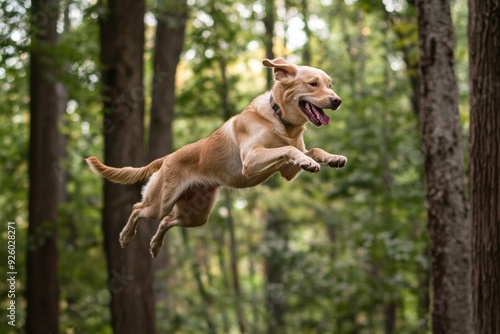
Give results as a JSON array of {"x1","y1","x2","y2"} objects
[
  {"x1": 241, "y1": 146, "x2": 320, "y2": 177},
  {"x1": 305, "y1": 148, "x2": 347, "y2": 169}
]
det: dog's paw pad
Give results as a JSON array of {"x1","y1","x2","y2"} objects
[
  {"x1": 300, "y1": 162, "x2": 320, "y2": 173},
  {"x1": 327, "y1": 156, "x2": 347, "y2": 169}
]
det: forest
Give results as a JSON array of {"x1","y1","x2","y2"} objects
[{"x1": 0, "y1": 0, "x2": 499, "y2": 333}]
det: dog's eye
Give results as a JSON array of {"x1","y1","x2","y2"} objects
[
  {"x1": 328, "y1": 82, "x2": 332, "y2": 88},
  {"x1": 309, "y1": 82, "x2": 318, "y2": 87}
]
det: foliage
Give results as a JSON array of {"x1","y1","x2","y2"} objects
[{"x1": 0, "y1": 0, "x2": 470, "y2": 333}]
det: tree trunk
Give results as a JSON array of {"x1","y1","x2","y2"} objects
[
  {"x1": 149, "y1": 0, "x2": 187, "y2": 161},
  {"x1": 263, "y1": 0, "x2": 275, "y2": 88},
  {"x1": 27, "y1": 0, "x2": 62, "y2": 333},
  {"x1": 224, "y1": 191, "x2": 246, "y2": 333},
  {"x1": 149, "y1": 0, "x2": 187, "y2": 318},
  {"x1": 300, "y1": 0, "x2": 311, "y2": 64},
  {"x1": 215, "y1": 222, "x2": 231, "y2": 332},
  {"x1": 216, "y1": 58, "x2": 245, "y2": 331},
  {"x1": 384, "y1": 301, "x2": 396, "y2": 334},
  {"x1": 180, "y1": 229, "x2": 217, "y2": 333},
  {"x1": 415, "y1": 0, "x2": 471, "y2": 332},
  {"x1": 390, "y1": 9, "x2": 420, "y2": 117},
  {"x1": 262, "y1": 4, "x2": 287, "y2": 332},
  {"x1": 468, "y1": 0, "x2": 500, "y2": 332},
  {"x1": 99, "y1": 0, "x2": 155, "y2": 333},
  {"x1": 264, "y1": 211, "x2": 287, "y2": 334}
]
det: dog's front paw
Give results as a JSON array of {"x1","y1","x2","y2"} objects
[
  {"x1": 296, "y1": 157, "x2": 320, "y2": 173},
  {"x1": 326, "y1": 155, "x2": 347, "y2": 169}
]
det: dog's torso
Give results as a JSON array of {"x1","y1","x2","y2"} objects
[{"x1": 161, "y1": 93, "x2": 305, "y2": 191}]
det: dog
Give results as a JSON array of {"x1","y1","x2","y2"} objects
[{"x1": 87, "y1": 57, "x2": 347, "y2": 257}]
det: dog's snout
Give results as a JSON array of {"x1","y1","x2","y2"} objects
[{"x1": 330, "y1": 96, "x2": 342, "y2": 109}]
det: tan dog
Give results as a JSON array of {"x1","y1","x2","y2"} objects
[{"x1": 87, "y1": 57, "x2": 347, "y2": 257}]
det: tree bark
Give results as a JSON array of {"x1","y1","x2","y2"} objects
[
  {"x1": 224, "y1": 191, "x2": 246, "y2": 333},
  {"x1": 263, "y1": 0, "x2": 275, "y2": 89},
  {"x1": 149, "y1": 0, "x2": 187, "y2": 161},
  {"x1": 99, "y1": 0, "x2": 155, "y2": 333},
  {"x1": 264, "y1": 211, "x2": 287, "y2": 334},
  {"x1": 27, "y1": 1, "x2": 62, "y2": 333},
  {"x1": 262, "y1": 4, "x2": 287, "y2": 332},
  {"x1": 180, "y1": 229, "x2": 217, "y2": 333},
  {"x1": 149, "y1": 0, "x2": 187, "y2": 315},
  {"x1": 216, "y1": 59, "x2": 245, "y2": 331},
  {"x1": 300, "y1": 0, "x2": 311, "y2": 64},
  {"x1": 468, "y1": 0, "x2": 500, "y2": 332},
  {"x1": 415, "y1": 0, "x2": 471, "y2": 332},
  {"x1": 384, "y1": 301, "x2": 396, "y2": 334},
  {"x1": 215, "y1": 222, "x2": 231, "y2": 332},
  {"x1": 389, "y1": 8, "x2": 420, "y2": 117}
]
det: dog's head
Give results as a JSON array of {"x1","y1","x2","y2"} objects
[{"x1": 263, "y1": 57, "x2": 342, "y2": 127}]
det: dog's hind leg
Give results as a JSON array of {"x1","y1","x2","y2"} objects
[
  {"x1": 119, "y1": 168, "x2": 184, "y2": 250},
  {"x1": 149, "y1": 209, "x2": 179, "y2": 257},
  {"x1": 119, "y1": 202, "x2": 144, "y2": 248},
  {"x1": 150, "y1": 186, "x2": 220, "y2": 257}
]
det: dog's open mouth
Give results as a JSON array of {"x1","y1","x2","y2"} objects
[{"x1": 299, "y1": 101, "x2": 330, "y2": 126}]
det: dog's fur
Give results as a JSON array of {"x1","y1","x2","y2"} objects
[{"x1": 87, "y1": 57, "x2": 347, "y2": 257}]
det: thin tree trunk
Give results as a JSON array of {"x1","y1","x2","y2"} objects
[
  {"x1": 245, "y1": 197, "x2": 261, "y2": 328},
  {"x1": 215, "y1": 223, "x2": 231, "y2": 332},
  {"x1": 225, "y1": 190, "x2": 246, "y2": 333},
  {"x1": 149, "y1": 0, "x2": 188, "y2": 321},
  {"x1": 27, "y1": 1, "x2": 62, "y2": 332},
  {"x1": 468, "y1": 0, "x2": 500, "y2": 332},
  {"x1": 384, "y1": 301, "x2": 396, "y2": 334},
  {"x1": 263, "y1": 0, "x2": 275, "y2": 88},
  {"x1": 217, "y1": 58, "x2": 245, "y2": 331},
  {"x1": 149, "y1": 0, "x2": 187, "y2": 161},
  {"x1": 388, "y1": 6, "x2": 429, "y2": 329},
  {"x1": 99, "y1": 0, "x2": 155, "y2": 332},
  {"x1": 264, "y1": 211, "x2": 287, "y2": 334},
  {"x1": 180, "y1": 229, "x2": 217, "y2": 334},
  {"x1": 218, "y1": 57, "x2": 231, "y2": 121},
  {"x1": 380, "y1": 60, "x2": 397, "y2": 334},
  {"x1": 300, "y1": 0, "x2": 311, "y2": 64},
  {"x1": 390, "y1": 13, "x2": 420, "y2": 118},
  {"x1": 262, "y1": 3, "x2": 287, "y2": 332},
  {"x1": 415, "y1": 0, "x2": 471, "y2": 332}
]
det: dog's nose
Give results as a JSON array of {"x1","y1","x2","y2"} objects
[{"x1": 330, "y1": 96, "x2": 342, "y2": 109}]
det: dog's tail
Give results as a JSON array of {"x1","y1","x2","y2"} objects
[{"x1": 86, "y1": 156, "x2": 165, "y2": 184}]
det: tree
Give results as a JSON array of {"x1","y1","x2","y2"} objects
[
  {"x1": 261, "y1": 3, "x2": 288, "y2": 332},
  {"x1": 27, "y1": 0, "x2": 63, "y2": 332},
  {"x1": 149, "y1": 0, "x2": 188, "y2": 325},
  {"x1": 415, "y1": 0, "x2": 470, "y2": 332},
  {"x1": 468, "y1": 0, "x2": 500, "y2": 332},
  {"x1": 264, "y1": 211, "x2": 288, "y2": 334},
  {"x1": 149, "y1": 0, "x2": 187, "y2": 162},
  {"x1": 98, "y1": 0, "x2": 155, "y2": 332},
  {"x1": 263, "y1": 0, "x2": 275, "y2": 87}
]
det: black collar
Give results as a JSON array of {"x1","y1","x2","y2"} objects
[{"x1": 269, "y1": 94, "x2": 293, "y2": 127}]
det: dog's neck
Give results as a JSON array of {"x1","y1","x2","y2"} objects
[{"x1": 269, "y1": 93, "x2": 294, "y2": 127}]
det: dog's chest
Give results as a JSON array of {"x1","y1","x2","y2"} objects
[{"x1": 272, "y1": 132, "x2": 305, "y2": 150}]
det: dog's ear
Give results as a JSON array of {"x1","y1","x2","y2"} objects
[{"x1": 263, "y1": 58, "x2": 298, "y2": 82}]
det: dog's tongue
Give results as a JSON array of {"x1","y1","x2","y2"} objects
[{"x1": 311, "y1": 104, "x2": 330, "y2": 125}]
